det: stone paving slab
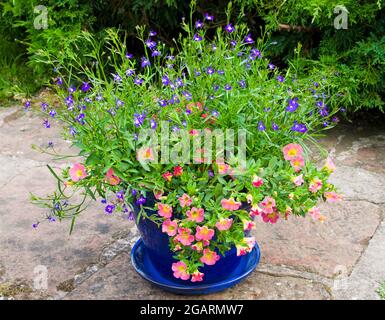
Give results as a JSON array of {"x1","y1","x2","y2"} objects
[{"x1": 64, "y1": 252, "x2": 331, "y2": 300}]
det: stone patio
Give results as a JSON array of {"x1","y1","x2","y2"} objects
[{"x1": 0, "y1": 105, "x2": 384, "y2": 300}]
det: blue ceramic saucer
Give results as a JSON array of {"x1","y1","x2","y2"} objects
[{"x1": 130, "y1": 238, "x2": 261, "y2": 295}]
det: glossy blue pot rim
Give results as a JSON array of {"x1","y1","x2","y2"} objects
[{"x1": 130, "y1": 238, "x2": 261, "y2": 291}]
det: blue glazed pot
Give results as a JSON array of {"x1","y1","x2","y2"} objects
[{"x1": 132, "y1": 194, "x2": 253, "y2": 286}]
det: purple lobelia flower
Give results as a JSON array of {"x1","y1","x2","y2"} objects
[
  {"x1": 224, "y1": 84, "x2": 232, "y2": 91},
  {"x1": 291, "y1": 121, "x2": 308, "y2": 133},
  {"x1": 49, "y1": 109, "x2": 57, "y2": 118},
  {"x1": 84, "y1": 97, "x2": 92, "y2": 103},
  {"x1": 43, "y1": 119, "x2": 51, "y2": 128},
  {"x1": 230, "y1": 40, "x2": 237, "y2": 47},
  {"x1": 250, "y1": 48, "x2": 261, "y2": 58},
  {"x1": 258, "y1": 121, "x2": 266, "y2": 131},
  {"x1": 244, "y1": 34, "x2": 254, "y2": 44},
  {"x1": 41, "y1": 102, "x2": 48, "y2": 111},
  {"x1": 272, "y1": 123, "x2": 279, "y2": 131},
  {"x1": 134, "y1": 77, "x2": 144, "y2": 85},
  {"x1": 135, "y1": 195, "x2": 146, "y2": 206},
  {"x1": 125, "y1": 52, "x2": 133, "y2": 59},
  {"x1": 150, "y1": 118, "x2": 157, "y2": 130},
  {"x1": 206, "y1": 67, "x2": 215, "y2": 75},
  {"x1": 159, "y1": 99, "x2": 168, "y2": 107},
  {"x1": 32, "y1": 223, "x2": 39, "y2": 229},
  {"x1": 116, "y1": 190, "x2": 125, "y2": 201},
  {"x1": 149, "y1": 30, "x2": 157, "y2": 37},
  {"x1": 81, "y1": 82, "x2": 91, "y2": 92},
  {"x1": 194, "y1": 69, "x2": 201, "y2": 76},
  {"x1": 224, "y1": 23, "x2": 235, "y2": 33},
  {"x1": 319, "y1": 107, "x2": 329, "y2": 117},
  {"x1": 134, "y1": 113, "x2": 146, "y2": 127},
  {"x1": 195, "y1": 20, "x2": 204, "y2": 29},
  {"x1": 217, "y1": 70, "x2": 224, "y2": 75},
  {"x1": 69, "y1": 126, "x2": 77, "y2": 136},
  {"x1": 126, "y1": 69, "x2": 135, "y2": 77},
  {"x1": 162, "y1": 75, "x2": 170, "y2": 86},
  {"x1": 212, "y1": 110, "x2": 219, "y2": 117},
  {"x1": 238, "y1": 80, "x2": 246, "y2": 88},
  {"x1": 141, "y1": 57, "x2": 151, "y2": 68},
  {"x1": 204, "y1": 13, "x2": 214, "y2": 21},
  {"x1": 68, "y1": 86, "x2": 76, "y2": 93},
  {"x1": 105, "y1": 204, "x2": 115, "y2": 215},
  {"x1": 277, "y1": 75, "x2": 285, "y2": 83},
  {"x1": 131, "y1": 189, "x2": 137, "y2": 197},
  {"x1": 56, "y1": 77, "x2": 63, "y2": 86},
  {"x1": 193, "y1": 33, "x2": 203, "y2": 41},
  {"x1": 268, "y1": 63, "x2": 275, "y2": 70},
  {"x1": 113, "y1": 74, "x2": 122, "y2": 82},
  {"x1": 286, "y1": 98, "x2": 299, "y2": 112},
  {"x1": 151, "y1": 49, "x2": 161, "y2": 57},
  {"x1": 24, "y1": 101, "x2": 31, "y2": 110},
  {"x1": 116, "y1": 99, "x2": 124, "y2": 107},
  {"x1": 145, "y1": 39, "x2": 157, "y2": 49}
]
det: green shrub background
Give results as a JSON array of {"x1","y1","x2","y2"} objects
[{"x1": 0, "y1": 0, "x2": 384, "y2": 111}]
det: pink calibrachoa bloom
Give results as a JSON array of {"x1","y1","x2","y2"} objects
[
  {"x1": 324, "y1": 191, "x2": 343, "y2": 202},
  {"x1": 261, "y1": 211, "x2": 279, "y2": 224},
  {"x1": 250, "y1": 205, "x2": 262, "y2": 217},
  {"x1": 252, "y1": 175, "x2": 263, "y2": 188},
  {"x1": 282, "y1": 143, "x2": 303, "y2": 161},
  {"x1": 173, "y1": 165, "x2": 183, "y2": 177},
  {"x1": 69, "y1": 163, "x2": 88, "y2": 182},
  {"x1": 309, "y1": 177, "x2": 323, "y2": 193},
  {"x1": 290, "y1": 156, "x2": 305, "y2": 172},
  {"x1": 178, "y1": 193, "x2": 192, "y2": 208},
  {"x1": 236, "y1": 237, "x2": 256, "y2": 256},
  {"x1": 215, "y1": 218, "x2": 233, "y2": 231},
  {"x1": 260, "y1": 196, "x2": 276, "y2": 214},
  {"x1": 285, "y1": 206, "x2": 292, "y2": 219},
  {"x1": 323, "y1": 157, "x2": 336, "y2": 173},
  {"x1": 157, "y1": 203, "x2": 173, "y2": 218},
  {"x1": 217, "y1": 162, "x2": 230, "y2": 175},
  {"x1": 191, "y1": 271, "x2": 204, "y2": 282},
  {"x1": 172, "y1": 261, "x2": 190, "y2": 280},
  {"x1": 191, "y1": 241, "x2": 203, "y2": 252},
  {"x1": 195, "y1": 225, "x2": 215, "y2": 241},
  {"x1": 308, "y1": 206, "x2": 321, "y2": 221},
  {"x1": 154, "y1": 190, "x2": 165, "y2": 200},
  {"x1": 136, "y1": 146, "x2": 155, "y2": 162},
  {"x1": 186, "y1": 207, "x2": 205, "y2": 223},
  {"x1": 105, "y1": 168, "x2": 120, "y2": 185},
  {"x1": 292, "y1": 174, "x2": 304, "y2": 186},
  {"x1": 162, "y1": 219, "x2": 178, "y2": 236},
  {"x1": 175, "y1": 227, "x2": 195, "y2": 246},
  {"x1": 162, "y1": 171, "x2": 173, "y2": 182},
  {"x1": 200, "y1": 248, "x2": 220, "y2": 266},
  {"x1": 189, "y1": 129, "x2": 199, "y2": 136},
  {"x1": 221, "y1": 197, "x2": 242, "y2": 211},
  {"x1": 242, "y1": 219, "x2": 255, "y2": 231}
]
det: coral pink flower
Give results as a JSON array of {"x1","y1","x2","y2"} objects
[
  {"x1": 200, "y1": 248, "x2": 220, "y2": 266},
  {"x1": 215, "y1": 218, "x2": 233, "y2": 231},
  {"x1": 217, "y1": 162, "x2": 230, "y2": 175},
  {"x1": 191, "y1": 242, "x2": 203, "y2": 252},
  {"x1": 285, "y1": 206, "x2": 292, "y2": 219},
  {"x1": 195, "y1": 226, "x2": 215, "y2": 241},
  {"x1": 105, "y1": 168, "x2": 120, "y2": 185},
  {"x1": 162, "y1": 171, "x2": 173, "y2": 182},
  {"x1": 221, "y1": 197, "x2": 242, "y2": 211},
  {"x1": 261, "y1": 211, "x2": 279, "y2": 224},
  {"x1": 154, "y1": 190, "x2": 164, "y2": 200},
  {"x1": 292, "y1": 174, "x2": 304, "y2": 186},
  {"x1": 323, "y1": 157, "x2": 336, "y2": 173},
  {"x1": 173, "y1": 165, "x2": 183, "y2": 177},
  {"x1": 290, "y1": 156, "x2": 305, "y2": 172},
  {"x1": 242, "y1": 219, "x2": 255, "y2": 231},
  {"x1": 69, "y1": 163, "x2": 88, "y2": 182},
  {"x1": 186, "y1": 207, "x2": 205, "y2": 223},
  {"x1": 250, "y1": 205, "x2": 262, "y2": 217},
  {"x1": 175, "y1": 228, "x2": 195, "y2": 246},
  {"x1": 324, "y1": 191, "x2": 343, "y2": 202},
  {"x1": 283, "y1": 143, "x2": 303, "y2": 160},
  {"x1": 252, "y1": 175, "x2": 263, "y2": 188},
  {"x1": 260, "y1": 196, "x2": 276, "y2": 214},
  {"x1": 136, "y1": 147, "x2": 155, "y2": 162},
  {"x1": 309, "y1": 178, "x2": 323, "y2": 193},
  {"x1": 157, "y1": 203, "x2": 173, "y2": 218},
  {"x1": 189, "y1": 129, "x2": 200, "y2": 136},
  {"x1": 178, "y1": 193, "x2": 192, "y2": 208},
  {"x1": 162, "y1": 219, "x2": 178, "y2": 236},
  {"x1": 191, "y1": 271, "x2": 204, "y2": 282},
  {"x1": 236, "y1": 237, "x2": 256, "y2": 256},
  {"x1": 308, "y1": 206, "x2": 321, "y2": 220},
  {"x1": 172, "y1": 261, "x2": 190, "y2": 280}
]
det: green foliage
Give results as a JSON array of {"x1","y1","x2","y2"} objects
[{"x1": 378, "y1": 281, "x2": 385, "y2": 299}]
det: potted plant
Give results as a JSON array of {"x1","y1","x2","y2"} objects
[{"x1": 31, "y1": 6, "x2": 342, "y2": 294}]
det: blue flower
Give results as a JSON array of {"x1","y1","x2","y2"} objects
[
  {"x1": 116, "y1": 99, "x2": 124, "y2": 107},
  {"x1": 238, "y1": 80, "x2": 246, "y2": 88},
  {"x1": 244, "y1": 34, "x2": 254, "y2": 44},
  {"x1": 193, "y1": 33, "x2": 203, "y2": 41},
  {"x1": 224, "y1": 23, "x2": 235, "y2": 33},
  {"x1": 206, "y1": 67, "x2": 215, "y2": 75},
  {"x1": 43, "y1": 119, "x2": 51, "y2": 128},
  {"x1": 141, "y1": 57, "x2": 151, "y2": 68},
  {"x1": 272, "y1": 123, "x2": 279, "y2": 130},
  {"x1": 68, "y1": 86, "x2": 76, "y2": 93},
  {"x1": 116, "y1": 190, "x2": 125, "y2": 200},
  {"x1": 24, "y1": 101, "x2": 31, "y2": 110},
  {"x1": 145, "y1": 39, "x2": 157, "y2": 49},
  {"x1": 250, "y1": 48, "x2": 261, "y2": 58},
  {"x1": 41, "y1": 102, "x2": 48, "y2": 111},
  {"x1": 126, "y1": 69, "x2": 135, "y2": 77},
  {"x1": 113, "y1": 74, "x2": 122, "y2": 82},
  {"x1": 268, "y1": 63, "x2": 275, "y2": 70},
  {"x1": 195, "y1": 20, "x2": 204, "y2": 29},
  {"x1": 204, "y1": 13, "x2": 214, "y2": 21},
  {"x1": 81, "y1": 82, "x2": 91, "y2": 92},
  {"x1": 149, "y1": 30, "x2": 157, "y2": 37},
  {"x1": 135, "y1": 195, "x2": 146, "y2": 206},
  {"x1": 69, "y1": 126, "x2": 77, "y2": 136},
  {"x1": 230, "y1": 40, "x2": 237, "y2": 47},
  {"x1": 150, "y1": 119, "x2": 157, "y2": 130},
  {"x1": 131, "y1": 189, "x2": 137, "y2": 197},
  {"x1": 162, "y1": 75, "x2": 170, "y2": 86},
  {"x1": 105, "y1": 204, "x2": 115, "y2": 215},
  {"x1": 291, "y1": 121, "x2": 308, "y2": 133},
  {"x1": 151, "y1": 49, "x2": 160, "y2": 57},
  {"x1": 134, "y1": 113, "x2": 146, "y2": 127},
  {"x1": 319, "y1": 107, "x2": 329, "y2": 117},
  {"x1": 224, "y1": 84, "x2": 232, "y2": 91},
  {"x1": 258, "y1": 121, "x2": 266, "y2": 131},
  {"x1": 125, "y1": 52, "x2": 133, "y2": 59},
  {"x1": 49, "y1": 109, "x2": 57, "y2": 118},
  {"x1": 194, "y1": 69, "x2": 201, "y2": 76},
  {"x1": 159, "y1": 99, "x2": 168, "y2": 107},
  {"x1": 286, "y1": 98, "x2": 299, "y2": 112},
  {"x1": 277, "y1": 75, "x2": 285, "y2": 83},
  {"x1": 217, "y1": 70, "x2": 224, "y2": 75},
  {"x1": 134, "y1": 77, "x2": 144, "y2": 85}
]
